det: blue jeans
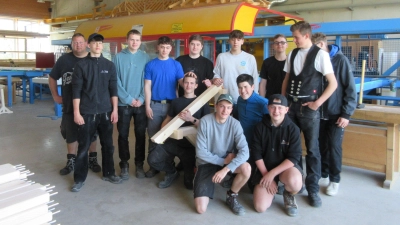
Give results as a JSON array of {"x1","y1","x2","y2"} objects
[
  {"x1": 147, "y1": 101, "x2": 170, "y2": 151},
  {"x1": 74, "y1": 112, "x2": 115, "y2": 183},
  {"x1": 288, "y1": 101, "x2": 321, "y2": 193},
  {"x1": 117, "y1": 105, "x2": 147, "y2": 167},
  {"x1": 319, "y1": 118, "x2": 344, "y2": 183}
]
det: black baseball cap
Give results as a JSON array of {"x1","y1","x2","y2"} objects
[
  {"x1": 268, "y1": 94, "x2": 288, "y2": 107},
  {"x1": 88, "y1": 33, "x2": 104, "y2": 43},
  {"x1": 217, "y1": 94, "x2": 234, "y2": 104}
]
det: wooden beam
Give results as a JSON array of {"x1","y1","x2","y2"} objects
[
  {"x1": 151, "y1": 85, "x2": 222, "y2": 144},
  {"x1": 171, "y1": 126, "x2": 197, "y2": 140}
]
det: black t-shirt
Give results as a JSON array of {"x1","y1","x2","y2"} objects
[
  {"x1": 168, "y1": 96, "x2": 210, "y2": 147},
  {"x1": 259, "y1": 56, "x2": 286, "y2": 98},
  {"x1": 49, "y1": 52, "x2": 85, "y2": 113},
  {"x1": 175, "y1": 55, "x2": 214, "y2": 97}
]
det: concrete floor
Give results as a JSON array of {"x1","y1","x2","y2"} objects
[{"x1": 1, "y1": 98, "x2": 400, "y2": 225}]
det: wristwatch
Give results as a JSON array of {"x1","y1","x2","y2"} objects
[{"x1": 192, "y1": 119, "x2": 197, "y2": 124}]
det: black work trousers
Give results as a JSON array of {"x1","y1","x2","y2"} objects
[
  {"x1": 147, "y1": 138, "x2": 195, "y2": 177},
  {"x1": 74, "y1": 112, "x2": 116, "y2": 183},
  {"x1": 319, "y1": 118, "x2": 344, "y2": 183},
  {"x1": 117, "y1": 105, "x2": 147, "y2": 168},
  {"x1": 288, "y1": 101, "x2": 321, "y2": 193}
]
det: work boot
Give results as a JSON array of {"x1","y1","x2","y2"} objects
[
  {"x1": 60, "y1": 154, "x2": 75, "y2": 175},
  {"x1": 308, "y1": 192, "x2": 322, "y2": 207},
  {"x1": 145, "y1": 167, "x2": 160, "y2": 178},
  {"x1": 226, "y1": 191, "x2": 246, "y2": 216},
  {"x1": 88, "y1": 152, "x2": 101, "y2": 173},
  {"x1": 71, "y1": 182, "x2": 85, "y2": 192},
  {"x1": 158, "y1": 171, "x2": 180, "y2": 189},
  {"x1": 283, "y1": 190, "x2": 298, "y2": 217},
  {"x1": 135, "y1": 163, "x2": 145, "y2": 179},
  {"x1": 120, "y1": 162, "x2": 129, "y2": 180},
  {"x1": 102, "y1": 174, "x2": 123, "y2": 184}
]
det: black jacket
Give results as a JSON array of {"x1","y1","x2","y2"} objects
[
  {"x1": 72, "y1": 54, "x2": 118, "y2": 114},
  {"x1": 251, "y1": 114, "x2": 302, "y2": 172},
  {"x1": 322, "y1": 45, "x2": 357, "y2": 120}
]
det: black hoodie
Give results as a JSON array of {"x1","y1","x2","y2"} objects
[
  {"x1": 251, "y1": 114, "x2": 302, "y2": 172},
  {"x1": 72, "y1": 53, "x2": 118, "y2": 114}
]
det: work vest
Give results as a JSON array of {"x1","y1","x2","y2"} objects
[{"x1": 287, "y1": 45, "x2": 323, "y2": 97}]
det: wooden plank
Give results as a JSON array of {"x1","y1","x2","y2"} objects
[
  {"x1": 0, "y1": 204, "x2": 48, "y2": 224},
  {"x1": 171, "y1": 126, "x2": 197, "y2": 140},
  {"x1": 0, "y1": 190, "x2": 49, "y2": 220},
  {"x1": 151, "y1": 85, "x2": 221, "y2": 144},
  {"x1": 352, "y1": 104, "x2": 400, "y2": 124}
]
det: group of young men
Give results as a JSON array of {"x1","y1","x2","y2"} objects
[{"x1": 49, "y1": 20, "x2": 356, "y2": 217}]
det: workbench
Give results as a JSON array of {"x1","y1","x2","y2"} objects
[
  {"x1": 0, "y1": 68, "x2": 51, "y2": 107},
  {"x1": 347, "y1": 104, "x2": 400, "y2": 189}
]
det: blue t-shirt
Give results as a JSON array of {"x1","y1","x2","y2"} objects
[
  {"x1": 237, "y1": 92, "x2": 269, "y2": 145},
  {"x1": 144, "y1": 58, "x2": 184, "y2": 101}
]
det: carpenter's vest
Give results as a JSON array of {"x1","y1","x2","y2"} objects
[{"x1": 287, "y1": 45, "x2": 323, "y2": 97}]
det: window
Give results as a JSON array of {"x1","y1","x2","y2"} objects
[{"x1": 0, "y1": 17, "x2": 50, "y2": 60}]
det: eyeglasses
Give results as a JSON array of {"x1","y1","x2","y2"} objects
[{"x1": 274, "y1": 41, "x2": 287, "y2": 45}]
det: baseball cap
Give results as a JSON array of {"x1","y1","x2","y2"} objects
[
  {"x1": 217, "y1": 94, "x2": 234, "y2": 104},
  {"x1": 87, "y1": 33, "x2": 104, "y2": 43},
  {"x1": 268, "y1": 94, "x2": 288, "y2": 107}
]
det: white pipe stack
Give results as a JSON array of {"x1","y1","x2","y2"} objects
[{"x1": 0, "y1": 164, "x2": 59, "y2": 225}]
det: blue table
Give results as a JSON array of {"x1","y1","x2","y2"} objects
[
  {"x1": 0, "y1": 71, "x2": 25, "y2": 107},
  {"x1": 0, "y1": 69, "x2": 50, "y2": 107}
]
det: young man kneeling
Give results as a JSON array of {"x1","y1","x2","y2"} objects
[
  {"x1": 194, "y1": 94, "x2": 251, "y2": 216},
  {"x1": 252, "y1": 94, "x2": 303, "y2": 216}
]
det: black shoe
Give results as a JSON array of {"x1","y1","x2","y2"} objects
[
  {"x1": 60, "y1": 155, "x2": 75, "y2": 175},
  {"x1": 308, "y1": 192, "x2": 322, "y2": 207},
  {"x1": 135, "y1": 164, "x2": 145, "y2": 179},
  {"x1": 120, "y1": 167, "x2": 129, "y2": 180},
  {"x1": 88, "y1": 152, "x2": 101, "y2": 173},
  {"x1": 226, "y1": 191, "x2": 246, "y2": 216},
  {"x1": 145, "y1": 167, "x2": 160, "y2": 178},
  {"x1": 158, "y1": 171, "x2": 180, "y2": 189},
  {"x1": 71, "y1": 182, "x2": 84, "y2": 192},
  {"x1": 102, "y1": 175, "x2": 123, "y2": 184}
]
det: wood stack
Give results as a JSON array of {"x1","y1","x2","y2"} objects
[{"x1": 0, "y1": 164, "x2": 59, "y2": 225}]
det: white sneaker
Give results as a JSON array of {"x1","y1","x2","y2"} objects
[
  {"x1": 326, "y1": 182, "x2": 339, "y2": 196},
  {"x1": 318, "y1": 177, "x2": 329, "y2": 186}
]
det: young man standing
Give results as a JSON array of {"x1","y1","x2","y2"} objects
[
  {"x1": 259, "y1": 34, "x2": 288, "y2": 98},
  {"x1": 176, "y1": 34, "x2": 214, "y2": 97},
  {"x1": 213, "y1": 30, "x2": 259, "y2": 103},
  {"x1": 49, "y1": 33, "x2": 100, "y2": 176},
  {"x1": 252, "y1": 94, "x2": 303, "y2": 217},
  {"x1": 312, "y1": 32, "x2": 357, "y2": 196},
  {"x1": 113, "y1": 29, "x2": 150, "y2": 179},
  {"x1": 194, "y1": 94, "x2": 251, "y2": 216},
  {"x1": 147, "y1": 74, "x2": 210, "y2": 190},
  {"x1": 144, "y1": 36, "x2": 184, "y2": 178},
  {"x1": 72, "y1": 33, "x2": 122, "y2": 192},
  {"x1": 281, "y1": 21, "x2": 338, "y2": 207}
]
